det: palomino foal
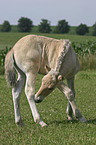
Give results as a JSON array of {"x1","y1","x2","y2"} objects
[{"x1": 5, "y1": 35, "x2": 86, "y2": 127}]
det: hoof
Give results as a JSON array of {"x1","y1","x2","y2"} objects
[
  {"x1": 67, "y1": 114, "x2": 74, "y2": 121},
  {"x1": 79, "y1": 117, "x2": 87, "y2": 123},
  {"x1": 39, "y1": 120, "x2": 48, "y2": 127},
  {"x1": 16, "y1": 119, "x2": 25, "y2": 127}
]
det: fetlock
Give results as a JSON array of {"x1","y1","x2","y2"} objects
[
  {"x1": 16, "y1": 118, "x2": 24, "y2": 126},
  {"x1": 75, "y1": 109, "x2": 82, "y2": 119},
  {"x1": 34, "y1": 115, "x2": 41, "y2": 124},
  {"x1": 67, "y1": 113, "x2": 74, "y2": 120}
]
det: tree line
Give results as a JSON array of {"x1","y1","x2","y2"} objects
[{"x1": 1, "y1": 17, "x2": 96, "y2": 36}]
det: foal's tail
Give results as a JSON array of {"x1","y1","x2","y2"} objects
[{"x1": 5, "y1": 49, "x2": 17, "y2": 87}]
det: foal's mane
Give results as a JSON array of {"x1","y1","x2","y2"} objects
[{"x1": 55, "y1": 40, "x2": 71, "y2": 72}]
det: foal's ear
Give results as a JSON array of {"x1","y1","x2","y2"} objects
[{"x1": 45, "y1": 65, "x2": 51, "y2": 73}]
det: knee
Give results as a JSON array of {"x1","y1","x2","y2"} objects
[
  {"x1": 12, "y1": 88, "x2": 20, "y2": 101},
  {"x1": 25, "y1": 88, "x2": 34, "y2": 101},
  {"x1": 25, "y1": 85, "x2": 35, "y2": 99},
  {"x1": 67, "y1": 91, "x2": 74, "y2": 102}
]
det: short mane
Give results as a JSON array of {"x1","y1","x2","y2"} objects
[{"x1": 55, "y1": 40, "x2": 71, "y2": 72}]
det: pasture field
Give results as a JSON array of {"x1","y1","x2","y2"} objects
[
  {"x1": 0, "y1": 70, "x2": 96, "y2": 145},
  {"x1": 0, "y1": 25, "x2": 93, "y2": 35}
]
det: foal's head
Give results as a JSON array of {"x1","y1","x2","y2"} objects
[{"x1": 35, "y1": 68, "x2": 63, "y2": 102}]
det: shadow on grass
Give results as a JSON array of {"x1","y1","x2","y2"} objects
[
  {"x1": 48, "y1": 119, "x2": 78, "y2": 126},
  {"x1": 87, "y1": 119, "x2": 96, "y2": 124},
  {"x1": 48, "y1": 118, "x2": 96, "y2": 126}
]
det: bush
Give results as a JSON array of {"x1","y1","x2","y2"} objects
[
  {"x1": 0, "y1": 47, "x2": 11, "y2": 75},
  {"x1": 17, "y1": 17, "x2": 33, "y2": 32},
  {"x1": 38, "y1": 19, "x2": 51, "y2": 33},
  {"x1": 54, "y1": 19, "x2": 70, "y2": 34},
  {"x1": 0, "y1": 47, "x2": 11, "y2": 66},
  {"x1": 0, "y1": 66, "x2": 5, "y2": 75},
  {"x1": 92, "y1": 22, "x2": 96, "y2": 36},
  {"x1": 72, "y1": 40, "x2": 96, "y2": 56},
  {"x1": 76, "y1": 23, "x2": 89, "y2": 35},
  {"x1": 72, "y1": 40, "x2": 96, "y2": 70},
  {"x1": 1, "y1": 21, "x2": 11, "y2": 32}
]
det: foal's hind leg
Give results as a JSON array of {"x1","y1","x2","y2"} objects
[
  {"x1": 12, "y1": 71, "x2": 25, "y2": 125},
  {"x1": 66, "y1": 77, "x2": 75, "y2": 120},
  {"x1": 25, "y1": 72, "x2": 47, "y2": 127}
]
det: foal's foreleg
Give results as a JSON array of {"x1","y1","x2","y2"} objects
[
  {"x1": 25, "y1": 72, "x2": 47, "y2": 127},
  {"x1": 57, "y1": 81, "x2": 86, "y2": 122},
  {"x1": 12, "y1": 73, "x2": 25, "y2": 125}
]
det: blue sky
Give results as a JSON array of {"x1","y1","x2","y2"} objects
[{"x1": 0, "y1": 0, "x2": 96, "y2": 26}]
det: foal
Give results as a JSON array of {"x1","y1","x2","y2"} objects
[{"x1": 5, "y1": 35, "x2": 86, "y2": 127}]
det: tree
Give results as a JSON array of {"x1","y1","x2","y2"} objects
[
  {"x1": 92, "y1": 22, "x2": 96, "y2": 36},
  {"x1": 38, "y1": 19, "x2": 51, "y2": 33},
  {"x1": 1, "y1": 21, "x2": 11, "y2": 32},
  {"x1": 76, "y1": 23, "x2": 89, "y2": 35},
  {"x1": 17, "y1": 17, "x2": 33, "y2": 32},
  {"x1": 54, "y1": 19, "x2": 70, "y2": 34}
]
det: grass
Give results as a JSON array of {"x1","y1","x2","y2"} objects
[
  {"x1": 0, "y1": 70, "x2": 96, "y2": 145},
  {"x1": 79, "y1": 55, "x2": 96, "y2": 70}
]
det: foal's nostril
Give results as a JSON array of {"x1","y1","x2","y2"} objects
[{"x1": 48, "y1": 88, "x2": 54, "y2": 90}]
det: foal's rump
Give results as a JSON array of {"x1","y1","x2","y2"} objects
[
  {"x1": 13, "y1": 35, "x2": 41, "y2": 74},
  {"x1": 5, "y1": 35, "x2": 41, "y2": 87}
]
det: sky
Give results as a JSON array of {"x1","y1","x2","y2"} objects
[{"x1": 0, "y1": 0, "x2": 96, "y2": 26}]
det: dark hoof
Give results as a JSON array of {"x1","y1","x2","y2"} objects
[
  {"x1": 79, "y1": 117, "x2": 87, "y2": 123},
  {"x1": 16, "y1": 119, "x2": 25, "y2": 127}
]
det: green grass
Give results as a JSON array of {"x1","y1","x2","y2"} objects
[
  {"x1": 0, "y1": 70, "x2": 96, "y2": 145},
  {"x1": 79, "y1": 55, "x2": 96, "y2": 70}
]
